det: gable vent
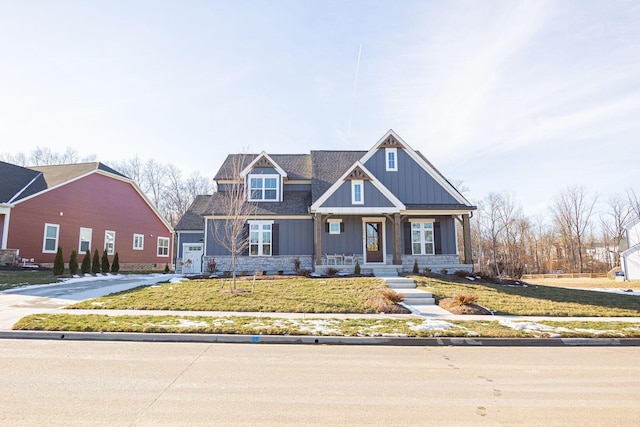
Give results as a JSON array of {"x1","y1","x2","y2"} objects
[
  {"x1": 254, "y1": 156, "x2": 275, "y2": 168},
  {"x1": 346, "y1": 166, "x2": 371, "y2": 180}
]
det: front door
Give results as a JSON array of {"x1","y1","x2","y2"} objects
[
  {"x1": 182, "y1": 244, "x2": 204, "y2": 273},
  {"x1": 365, "y1": 222, "x2": 383, "y2": 263}
]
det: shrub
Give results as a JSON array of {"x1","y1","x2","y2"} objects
[
  {"x1": 53, "y1": 247, "x2": 65, "y2": 276},
  {"x1": 207, "y1": 258, "x2": 217, "y2": 273},
  {"x1": 293, "y1": 257, "x2": 301, "y2": 272},
  {"x1": 81, "y1": 249, "x2": 91, "y2": 275},
  {"x1": 164, "y1": 263, "x2": 170, "y2": 273},
  {"x1": 298, "y1": 268, "x2": 311, "y2": 277},
  {"x1": 453, "y1": 294, "x2": 478, "y2": 306},
  {"x1": 91, "y1": 250, "x2": 100, "y2": 274},
  {"x1": 354, "y1": 260, "x2": 361, "y2": 275},
  {"x1": 101, "y1": 251, "x2": 110, "y2": 274},
  {"x1": 111, "y1": 252, "x2": 120, "y2": 273},
  {"x1": 380, "y1": 288, "x2": 404, "y2": 303},
  {"x1": 422, "y1": 267, "x2": 431, "y2": 275},
  {"x1": 326, "y1": 267, "x2": 339, "y2": 276},
  {"x1": 440, "y1": 269, "x2": 448, "y2": 275},
  {"x1": 69, "y1": 249, "x2": 78, "y2": 275},
  {"x1": 413, "y1": 259, "x2": 419, "y2": 274}
]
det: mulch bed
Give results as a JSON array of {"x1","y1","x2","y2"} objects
[{"x1": 438, "y1": 298, "x2": 492, "y2": 315}]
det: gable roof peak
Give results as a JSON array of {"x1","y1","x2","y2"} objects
[{"x1": 240, "y1": 151, "x2": 288, "y2": 178}]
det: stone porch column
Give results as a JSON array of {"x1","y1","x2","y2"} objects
[
  {"x1": 462, "y1": 213, "x2": 473, "y2": 265},
  {"x1": 314, "y1": 213, "x2": 323, "y2": 265}
]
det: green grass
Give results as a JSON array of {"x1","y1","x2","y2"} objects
[
  {"x1": 13, "y1": 314, "x2": 640, "y2": 338},
  {"x1": 413, "y1": 276, "x2": 640, "y2": 317},
  {"x1": 68, "y1": 277, "x2": 386, "y2": 313},
  {"x1": 0, "y1": 270, "x2": 60, "y2": 290}
]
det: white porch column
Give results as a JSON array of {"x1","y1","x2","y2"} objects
[{"x1": 0, "y1": 207, "x2": 11, "y2": 250}]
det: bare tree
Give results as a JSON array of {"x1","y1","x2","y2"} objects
[
  {"x1": 551, "y1": 185, "x2": 597, "y2": 273},
  {"x1": 628, "y1": 188, "x2": 640, "y2": 219},
  {"x1": 600, "y1": 193, "x2": 631, "y2": 267},
  {"x1": 211, "y1": 154, "x2": 257, "y2": 292},
  {"x1": 479, "y1": 193, "x2": 507, "y2": 276},
  {"x1": 0, "y1": 152, "x2": 27, "y2": 166}
]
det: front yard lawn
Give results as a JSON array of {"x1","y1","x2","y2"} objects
[
  {"x1": 68, "y1": 277, "x2": 390, "y2": 313},
  {"x1": 414, "y1": 276, "x2": 640, "y2": 317},
  {"x1": 13, "y1": 314, "x2": 640, "y2": 338},
  {"x1": 0, "y1": 270, "x2": 60, "y2": 290}
]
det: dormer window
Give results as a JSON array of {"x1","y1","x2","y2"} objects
[
  {"x1": 385, "y1": 148, "x2": 397, "y2": 171},
  {"x1": 351, "y1": 180, "x2": 364, "y2": 205},
  {"x1": 248, "y1": 174, "x2": 279, "y2": 201}
]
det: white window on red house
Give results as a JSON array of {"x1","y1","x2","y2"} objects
[
  {"x1": 157, "y1": 237, "x2": 170, "y2": 257},
  {"x1": 105, "y1": 230, "x2": 116, "y2": 255},
  {"x1": 133, "y1": 234, "x2": 144, "y2": 250},
  {"x1": 43, "y1": 223, "x2": 59, "y2": 253},
  {"x1": 79, "y1": 227, "x2": 92, "y2": 253}
]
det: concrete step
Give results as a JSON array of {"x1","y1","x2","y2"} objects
[
  {"x1": 386, "y1": 283, "x2": 417, "y2": 289},
  {"x1": 403, "y1": 297, "x2": 436, "y2": 305}
]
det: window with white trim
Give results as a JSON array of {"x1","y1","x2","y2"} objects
[
  {"x1": 249, "y1": 221, "x2": 272, "y2": 256},
  {"x1": 157, "y1": 237, "x2": 170, "y2": 256},
  {"x1": 248, "y1": 174, "x2": 279, "y2": 201},
  {"x1": 133, "y1": 233, "x2": 144, "y2": 250},
  {"x1": 351, "y1": 180, "x2": 364, "y2": 205},
  {"x1": 105, "y1": 230, "x2": 116, "y2": 255},
  {"x1": 43, "y1": 223, "x2": 59, "y2": 253},
  {"x1": 386, "y1": 148, "x2": 397, "y2": 171},
  {"x1": 411, "y1": 222, "x2": 434, "y2": 255},
  {"x1": 79, "y1": 227, "x2": 92, "y2": 253},
  {"x1": 328, "y1": 219, "x2": 342, "y2": 235}
]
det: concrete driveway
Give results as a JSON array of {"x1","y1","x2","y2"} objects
[{"x1": 0, "y1": 273, "x2": 175, "y2": 329}]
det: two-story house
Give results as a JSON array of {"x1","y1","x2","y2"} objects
[{"x1": 174, "y1": 130, "x2": 476, "y2": 275}]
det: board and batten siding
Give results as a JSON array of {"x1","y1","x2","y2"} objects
[
  {"x1": 401, "y1": 217, "x2": 457, "y2": 255},
  {"x1": 7, "y1": 173, "x2": 172, "y2": 264},
  {"x1": 364, "y1": 149, "x2": 459, "y2": 205},
  {"x1": 206, "y1": 218, "x2": 313, "y2": 256},
  {"x1": 319, "y1": 181, "x2": 396, "y2": 208},
  {"x1": 177, "y1": 232, "x2": 204, "y2": 258}
]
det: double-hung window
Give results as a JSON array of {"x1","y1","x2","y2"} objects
[
  {"x1": 105, "y1": 230, "x2": 116, "y2": 255},
  {"x1": 79, "y1": 227, "x2": 92, "y2": 253},
  {"x1": 157, "y1": 237, "x2": 170, "y2": 256},
  {"x1": 43, "y1": 223, "x2": 59, "y2": 253},
  {"x1": 411, "y1": 222, "x2": 434, "y2": 255},
  {"x1": 248, "y1": 175, "x2": 279, "y2": 201},
  {"x1": 249, "y1": 221, "x2": 272, "y2": 256},
  {"x1": 351, "y1": 180, "x2": 364, "y2": 205}
]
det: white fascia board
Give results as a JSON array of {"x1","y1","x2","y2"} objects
[
  {"x1": 401, "y1": 209, "x2": 474, "y2": 216},
  {"x1": 240, "y1": 152, "x2": 288, "y2": 178},
  {"x1": 11, "y1": 170, "x2": 95, "y2": 205},
  {"x1": 623, "y1": 216, "x2": 640, "y2": 229},
  {"x1": 359, "y1": 129, "x2": 472, "y2": 206},
  {"x1": 310, "y1": 161, "x2": 405, "y2": 211},
  {"x1": 313, "y1": 207, "x2": 400, "y2": 214}
]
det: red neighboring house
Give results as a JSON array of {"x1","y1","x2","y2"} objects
[{"x1": 0, "y1": 161, "x2": 173, "y2": 270}]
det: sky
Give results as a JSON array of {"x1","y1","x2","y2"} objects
[{"x1": 1, "y1": 0, "x2": 639, "y2": 217}]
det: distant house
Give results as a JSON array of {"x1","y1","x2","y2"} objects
[
  {"x1": 621, "y1": 217, "x2": 640, "y2": 281},
  {"x1": 174, "y1": 130, "x2": 476, "y2": 275},
  {"x1": 0, "y1": 161, "x2": 173, "y2": 270}
]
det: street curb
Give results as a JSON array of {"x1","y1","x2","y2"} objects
[{"x1": 1, "y1": 330, "x2": 640, "y2": 346}]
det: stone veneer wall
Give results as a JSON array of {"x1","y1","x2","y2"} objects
[
  {"x1": 401, "y1": 254, "x2": 473, "y2": 273},
  {"x1": 203, "y1": 255, "x2": 313, "y2": 274},
  {"x1": 0, "y1": 249, "x2": 19, "y2": 265}
]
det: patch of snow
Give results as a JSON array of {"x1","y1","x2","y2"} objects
[
  {"x1": 410, "y1": 319, "x2": 456, "y2": 332},
  {"x1": 466, "y1": 276, "x2": 475, "y2": 281},
  {"x1": 590, "y1": 288, "x2": 640, "y2": 296},
  {"x1": 499, "y1": 320, "x2": 557, "y2": 332}
]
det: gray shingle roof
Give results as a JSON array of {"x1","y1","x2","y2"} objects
[
  {"x1": 30, "y1": 162, "x2": 128, "y2": 188},
  {"x1": 204, "y1": 191, "x2": 311, "y2": 217},
  {"x1": 174, "y1": 195, "x2": 212, "y2": 230},
  {"x1": 0, "y1": 161, "x2": 43, "y2": 203},
  {"x1": 214, "y1": 154, "x2": 311, "y2": 181},
  {"x1": 310, "y1": 151, "x2": 367, "y2": 203}
]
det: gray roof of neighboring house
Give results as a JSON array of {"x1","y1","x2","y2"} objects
[
  {"x1": 0, "y1": 161, "x2": 130, "y2": 203},
  {"x1": 174, "y1": 195, "x2": 212, "y2": 230},
  {"x1": 214, "y1": 154, "x2": 312, "y2": 181},
  {"x1": 0, "y1": 161, "x2": 44, "y2": 203},
  {"x1": 310, "y1": 151, "x2": 367, "y2": 203}
]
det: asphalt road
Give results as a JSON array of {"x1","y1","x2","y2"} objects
[{"x1": 1, "y1": 340, "x2": 638, "y2": 426}]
